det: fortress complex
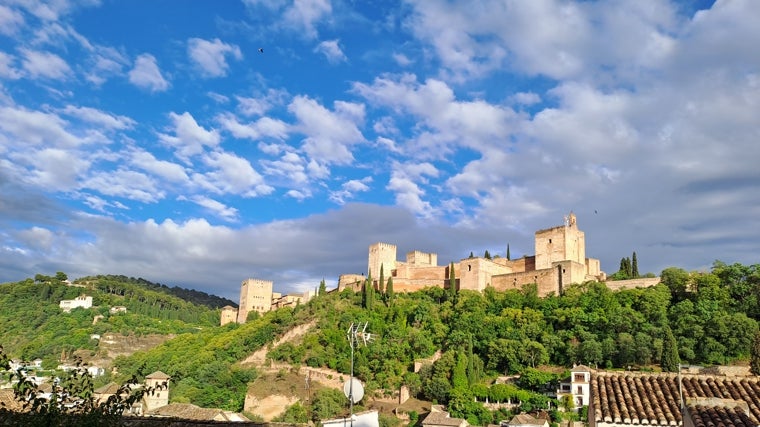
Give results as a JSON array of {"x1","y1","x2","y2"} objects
[
  {"x1": 224, "y1": 278, "x2": 316, "y2": 325},
  {"x1": 339, "y1": 213, "x2": 607, "y2": 297}
]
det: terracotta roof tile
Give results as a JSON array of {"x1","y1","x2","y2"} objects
[
  {"x1": 689, "y1": 404, "x2": 757, "y2": 427},
  {"x1": 591, "y1": 372, "x2": 760, "y2": 427}
]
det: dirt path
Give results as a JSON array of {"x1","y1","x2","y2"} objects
[{"x1": 240, "y1": 320, "x2": 317, "y2": 366}]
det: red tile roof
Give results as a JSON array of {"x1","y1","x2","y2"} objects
[
  {"x1": 591, "y1": 372, "x2": 760, "y2": 426},
  {"x1": 688, "y1": 404, "x2": 757, "y2": 427}
]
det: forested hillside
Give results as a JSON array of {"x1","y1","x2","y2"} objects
[
  {"x1": 108, "y1": 261, "x2": 760, "y2": 424},
  {"x1": 0, "y1": 273, "x2": 228, "y2": 365}
]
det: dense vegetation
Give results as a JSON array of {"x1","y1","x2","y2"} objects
[
  {"x1": 0, "y1": 274, "x2": 224, "y2": 365},
  {"x1": 106, "y1": 261, "x2": 760, "y2": 424},
  {"x1": 2, "y1": 261, "x2": 759, "y2": 425}
]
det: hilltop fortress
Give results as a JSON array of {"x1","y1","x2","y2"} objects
[
  {"x1": 339, "y1": 212, "x2": 610, "y2": 297},
  {"x1": 227, "y1": 213, "x2": 660, "y2": 325}
]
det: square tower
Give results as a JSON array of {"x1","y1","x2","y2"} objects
[
  {"x1": 368, "y1": 243, "x2": 397, "y2": 280},
  {"x1": 237, "y1": 278, "x2": 274, "y2": 323},
  {"x1": 534, "y1": 213, "x2": 585, "y2": 270}
]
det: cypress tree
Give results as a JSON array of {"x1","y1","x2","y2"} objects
[
  {"x1": 632, "y1": 252, "x2": 639, "y2": 278},
  {"x1": 506, "y1": 244, "x2": 511, "y2": 261},
  {"x1": 319, "y1": 279, "x2": 326, "y2": 295},
  {"x1": 484, "y1": 250, "x2": 491, "y2": 260},
  {"x1": 386, "y1": 277, "x2": 394, "y2": 307},
  {"x1": 751, "y1": 330, "x2": 760, "y2": 376},
  {"x1": 661, "y1": 326, "x2": 680, "y2": 372},
  {"x1": 469, "y1": 251, "x2": 474, "y2": 258},
  {"x1": 449, "y1": 262, "x2": 457, "y2": 302},
  {"x1": 379, "y1": 264, "x2": 385, "y2": 295}
]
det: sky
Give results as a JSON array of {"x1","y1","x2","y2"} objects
[{"x1": 1, "y1": 0, "x2": 758, "y2": 302}]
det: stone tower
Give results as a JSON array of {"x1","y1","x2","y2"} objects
[
  {"x1": 143, "y1": 371, "x2": 170, "y2": 412},
  {"x1": 237, "y1": 278, "x2": 273, "y2": 324},
  {"x1": 534, "y1": 212, "x2": 586, "y2": 270},
  {"x1": 367, "y1": 243, "x2": 397, "y2": 280},
  {"x1": 220, "y1": 305, "x2": 237, "y2": 326}
]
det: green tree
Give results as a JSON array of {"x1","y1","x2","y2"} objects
[
  {"x1": 661, "y1": 325, "x2": 680, "y2": 372},
  {"x1": 631, "y1": 252, "x2": 639, "y2": 278},
  {"x1": 750, "y1": 330, "x2": 760, "y2": 376},
  {"x1": 469, "y1": 252, "x2": 474, "y2": 258},
  {"x1": 274, "y1": 402, "x2": 309, "y2": 423},
  {"x1": 506, "y1": 244, "x2": 511, "y2": 261},
  {"x1": 386, "y1": 277, "x2": 394, "y2": 307},
  {"x1": 379, "y1": 264, "x2": 385, "y2": 295},
  {"x1": 319, "y1": 279, "x2": 326, "y2": 295},
  {"x1": 448, "y1": 262, "x2": 457, "y2": 303},
  {"x1": 310, "y1": 388, "x2": 346, "y2": 422},
  {"x1": 484, "y1": 250, "x2": 491, "y2": 260}
]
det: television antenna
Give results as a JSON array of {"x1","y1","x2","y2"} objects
[{"x1": 345, "y1": 322, "x2": 374, "y2": 427}]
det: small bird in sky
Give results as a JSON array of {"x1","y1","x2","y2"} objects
[
  {"x1": 258, "y1": 48, "x2": 264, "y2": 53},
  {"x1": 594, "y1": 210, "x2": 598, "y2": 214}
]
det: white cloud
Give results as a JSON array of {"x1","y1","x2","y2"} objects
[
  {"x1": 509, "y1": 92, "x2": 541, "y2": 106},
  {"x1": 288, "y1": 95, "x2": 365, "y2": 165},
  {"x1": 20, "y1": 48, "x2": 71, "y2": 80},
  {"x1": 261, "y1": 151, "x2": 309, "y2": 185},
  {"x1": 194, "y1": 150, "x2": 273, "y2": 197},
  {"x1": 81, "y1": 169, "x2": 163, "y2": 203},
  {"x1": 329, "y1": 176, "x2": 372, "y2": 204},
  {"x1": 188, "y1": 38, "x2": 243, "y2": 78},
  {"x1": 130, "y1": 149, "x2": 189, "y2": 183},
  {"x1": 0, "y1": 106, "x2": 80, "y2": 147},
  {"x1": 183, "y1": 195, "x2": 239, "y2": 221},
  {"x1": 17, "y1": 147, "x2": 89, "y2": 190},
  {"x1": 314, "y1": 39, "x2": 347, "y2": 64},
  {"x1": 0, "y1": 5, "x2": 24, "y2": 36},
  {"x1": 217, "y1": 113, "x2": 289, "y2": 141},
  {"x1": 128, "y1": 54, "x2": 169, "y2": 92},
  {"x1": 283, "y1": 0, "x2": 332, "y2": 39},
  {"x1": 387, "y1": 161, "x2": 438, "y2": 217},
  {"x1": 0, "y1": 52, "x2": 22, "y2": 79},
  {"x1": 61, "y1": 105, "x2": 135, "y2": 130},
  {"x1": 393, "y1": 52, "x2": 412, "y2": 67},
  {"x1": 85, "y1": 46, "x2": 129, "y2": 86},
  {"x1": 158, "y1": 112, "x2": 221, "y2": 162}
]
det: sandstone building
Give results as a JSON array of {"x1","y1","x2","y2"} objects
[
  {"x1": 227, "y1": 278, "x2": 315, "y2": 325},
  {"x1": 339, "y1": 213, "x2": 607, "y2": 297}
]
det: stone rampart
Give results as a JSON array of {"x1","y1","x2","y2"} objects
[{"x1": 604, "y1": 277, "x2": 661, "y2": 291}]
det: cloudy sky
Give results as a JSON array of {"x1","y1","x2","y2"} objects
[{"x1": 1, "y1": 0, "x2": 758, "y2": 301}]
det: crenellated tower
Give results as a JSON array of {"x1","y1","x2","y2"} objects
[{"x1": 368, "y1": 242, "x2": 397, "y2": 280}]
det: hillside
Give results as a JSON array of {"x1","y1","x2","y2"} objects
[
  {"x1": 0, "y1": 273, "x2": 231, "y2": 366},
  {"x1": 107, "y1": 261, "x2": 760, "y2": 425}
]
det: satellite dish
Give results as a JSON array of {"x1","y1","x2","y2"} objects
[{"x1": 343, "y1": 377, "x2": 364, "y2": 403}]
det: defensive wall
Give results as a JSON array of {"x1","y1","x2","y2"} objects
[{"x1": 604, "y1": 277, "x2": 661, "y2": 291}]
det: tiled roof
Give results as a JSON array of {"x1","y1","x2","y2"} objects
[
  {"x1": 94, "y1": 381, "x2": 121, "y2": 395},
  {"x1": 688, "y1": 404, "x2": 757, "y2": 427},
  {"x1": 591, "y1": 372, "x2": 760, "y2": 426},
  {"x1": 508, "y1": 414, "x2": 548, "y2": 426},
  {"x1": 423, "y1": 410, "x2": 467, "y2": 427},
  {"x1": 146, "y1": 371, "x2": 170, "y2": 380},
  {"x1": 146, "y1": 402, "x2": 247, "y2": 421},
  {"x1": 0, "y1": 389, "x2": 25, "y2": 412}
]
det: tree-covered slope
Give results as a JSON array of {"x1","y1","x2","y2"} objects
[
  {"x1": 113, "y1": 261, "x2": 760, "y2": 419},
  {"x1": 0, "y1": 273, "x2": 227, "y2": 364}
]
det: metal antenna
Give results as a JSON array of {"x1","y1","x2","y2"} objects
[{"x1": 346, "y1": 322, "x2": 373, "y2": 427}]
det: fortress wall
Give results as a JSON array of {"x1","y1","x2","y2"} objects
[
  {"x1": 338, "y1": 274, "x2": 364, "y2": 291},
  {"x1": 604, "y1": 277, "x2": 661, "y2": 291},
  {"x1": 407, "y1": 265, "x2": 447, "y2": 280},
  {"x1": 586, "y1": 258, "x2": 601, "y2": 277},
  {"x1": 459, "y1": 258, "x2": 511, "y2": 292},
  {"x1": 406, "y1": 250, "x2": 438, "y2": 266},
  {"x1": 389, "y1": 279, "x2": 449, "y2": 293},
  {"x1": 491, "y1": 267, "x2": 558, "y2": 296},
  {"x1": 504, "y1": 256, "x2": 535, "y2": 273}
]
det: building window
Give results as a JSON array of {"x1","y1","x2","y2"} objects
[
  {"x1": 574, "y1": 373, "x2": 585, "y2": 382},
  {"x1": 468, "y1": 265, "x2": 472, "y2": 271},
  {"x1": 577, "y1": 386, "x2": 582, "y2": 394}
]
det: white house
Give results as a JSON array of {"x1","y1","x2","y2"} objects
[
  {"x1": 59, "y1": 295, "x2": 93, "y2": 312},
  {"x1": 557, "y1": 365, "x2": 592, "y2": 410}
]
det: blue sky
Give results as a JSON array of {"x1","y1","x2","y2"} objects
[{"x1": 2, "y1": 0, "x2": 758, "y2": 301}]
